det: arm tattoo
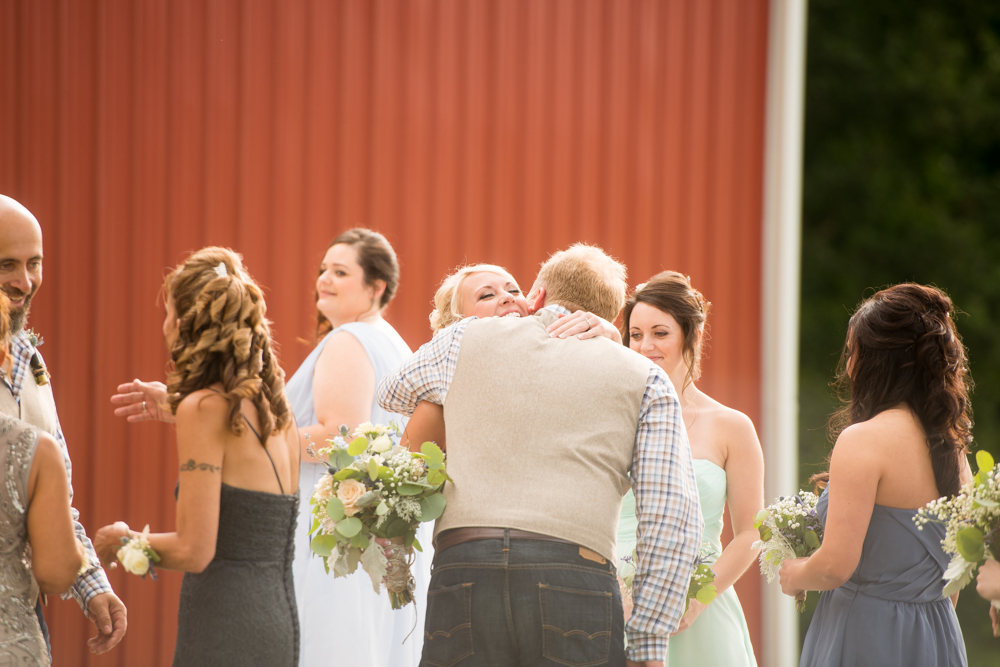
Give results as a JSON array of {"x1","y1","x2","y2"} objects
[{"x1": 179, "y1": 458, "x2": 221, "y2": 473}]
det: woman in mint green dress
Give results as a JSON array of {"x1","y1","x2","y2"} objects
[{"x1": 618, "y1": 272, "x2": 762, "y2": 666}]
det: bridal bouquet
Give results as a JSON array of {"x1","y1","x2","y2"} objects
[
  {"x1": 915, "y1": 451, "x2": 1000, "y2": 603},
  {"x1": 753, "y1": 491, "x2": 824, "y2": 611},
  {"x1": 308, "y1": 422, "x2": 449, "y2": 609}
]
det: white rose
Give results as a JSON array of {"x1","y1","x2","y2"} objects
[
  {"x1": 119, "y1": 546, "x2": 150, "y2": 576},
  {"x1": 337, "y1": 478, "x2": 367, "y2": 516},
  {"x1": 370, "y1": 434, "x2": 393, "y2": 453}
]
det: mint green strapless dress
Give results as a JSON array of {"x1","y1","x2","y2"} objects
[{"x1": 618, "y1": 459, "x2": 757, "y2": 666}]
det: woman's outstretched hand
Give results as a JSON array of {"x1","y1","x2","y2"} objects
[
  {"x1": 111, "y1": 379, "x2": 174, "y2": 423},
  {"x1": 547, "y1": 311, "x2": 623, "y2": 344}
]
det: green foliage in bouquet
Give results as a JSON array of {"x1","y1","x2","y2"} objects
[
  {"x1": 753, "y1": 491, "x2": 824, "y2": 612},
  {"x1": 308, "y1": 422, "x2": 451, "y2": 609},
  {"x1": 916, "y1": 450, "x2": 1000, "y2": 599}
]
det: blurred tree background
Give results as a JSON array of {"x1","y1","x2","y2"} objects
[{"x1": 798, "y1": 0, "x2": 1000, "y2": 662}]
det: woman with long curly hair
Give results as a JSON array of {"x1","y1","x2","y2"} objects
[
  {"x1": 779, "y1": 283, "x2": 970, "y2": 667},
  {"x1": 96, "y1": 248, "x2": 300, "y2": 667}
]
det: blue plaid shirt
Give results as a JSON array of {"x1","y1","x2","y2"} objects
[
  {"x1": 6, "y1": 329, "x2": 112, "y2": 609},
  {"x1": 377, "y1": 306, "x2": 703, "y2": 660}
]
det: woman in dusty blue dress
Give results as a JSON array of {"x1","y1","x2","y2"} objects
[
  {"x1": 285, "y1": 229, "x2": 430, "y2": 667},
  {"x1": 779, "y1": 283, "x2": 969, "y2": 667},
  {"x1": 618, "y1": 272, "x2": 762, "y2": 666}
]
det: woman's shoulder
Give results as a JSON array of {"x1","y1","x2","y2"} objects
[
  {"x1": 175, "y1": 387, "x2": 230, "y2": 421},
  {"x1": 698, "y1": 394, "x2": 757, "y2": 438},
  {"x1": 840, "y1": 407, "x2": 919, "y2": 442}
]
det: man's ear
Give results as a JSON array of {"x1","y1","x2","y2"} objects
[{"x1": 528, "y1": 287, "x2": 546, "y2": 315}]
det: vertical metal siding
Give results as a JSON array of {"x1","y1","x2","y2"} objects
[{"x1": 0, "y1": 1, "x2": 770, "y2": 664}]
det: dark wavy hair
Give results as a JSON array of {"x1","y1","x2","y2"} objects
[
  {"x1": 821, "y1": 283, "x2": 972, "y2": 497},
  {"x1": 620, "y1": 271, "x2": 711, "y2": 394},
  {"x1": 164, "y1": 247, "x2": 290, "y2": 443},
  {"x1": 316, "y1": 228, "x2": 400, "y2": 339}
]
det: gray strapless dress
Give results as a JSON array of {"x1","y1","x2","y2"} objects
[
  {"x1": 799, "y1": 487, "x2": 967, "y2": 667},
  {"x1": 172, "y1": 483, "x2": 299, "y2": 667}
]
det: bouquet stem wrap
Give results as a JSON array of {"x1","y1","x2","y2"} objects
[{"x1": 385, "y1": 536, "x2": 416, "y2": 610}]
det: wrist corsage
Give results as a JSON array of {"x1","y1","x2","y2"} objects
[{"x1": 117, "y1": 525, "x2": 160, "y2": 579}]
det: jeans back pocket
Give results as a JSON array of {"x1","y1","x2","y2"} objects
[
  {"x1": 539, "y1": 583, "x2": 612, "y2": 667},
  {"x1": 423, "y1": 582, "x2": 474, "y2": 667}
]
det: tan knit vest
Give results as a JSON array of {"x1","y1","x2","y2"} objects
[
  {"x1": 438, "y1": 309, "x2": 653, "y2": 562},
  {"x1": 0, "y1": 356, "x2": 62, "y2": 437}
]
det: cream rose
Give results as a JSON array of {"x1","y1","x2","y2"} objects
[
  {"x1": 313, "y1": 474, "x2": 335, "y2": 502},
  {"x1": 119, "y1": 545, "x2": 150, "y2": 576},
  {"x1": 336, "y1": 478, "x2": 367, "y2": 516},
  {"x1": 370, "y1": 434, "x2": 393, "y2": 453}
]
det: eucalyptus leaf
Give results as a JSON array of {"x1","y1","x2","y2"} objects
[
  {"x1": 335, "y1": 449, "x2": 356, "y2": 470},
  {"x1": 419, "y1": 493, "x2": 448, "y2": 522},
  {"x1": 376, "y1": 501, "x2": 390, "y2": 516},
  {"x1": 334, "y1": 468, "x2": 360, "y2": 481},
  {"x1": 805, "y1": 530, "x2": 821, "y2": 551},
  {"x1": 956, "y1": 526, "x2": 985, "y2": 563},
  {"x1": 695, "y1": 584, "x2": 717, "y2": 604},
  {"x1": 976, "y1": 450, "x2": 995, "y2": 474},
  {"x1": 326, "y1": 498, "x2": 346, "y2": 521},
  {"x1": 310, "y1": 534, "x2": 337, "y2": 557},
  {"x1": 348, "y1": 436, "x2": 369, "y2": 456},
  {"x1": 752, "y1": 509, "x2": 769, "y2": 529},
  {"x1": 336, "y1": 517, "x2": 363, "y2": 538},
  {"x1": 397, "y1": 483, "x2": 423, "y2": 496},
  {"x1": 421, "y1": 441, "x2": 445, "y2": 465},
  {"x1": 383, "y1": 518, "x2": 410, "y2": 538},
  {"x1": 368, "y1": 458, "x2": 380, "y2": 481}
]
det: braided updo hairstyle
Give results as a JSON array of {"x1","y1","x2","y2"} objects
[
  {"x1": 620, "y1": 271, "x2": 711, "y2": 394},
  {"x1": 829, "y1": 283, "x2": 972, "y2": 497},
  {"x1": 165, "y1": 247, "x2": 291, "y2": 442}
]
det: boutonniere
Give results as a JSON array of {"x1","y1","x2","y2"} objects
[
  {"x1": 24, "y1": 330, "x2": 49, "y2": 385},
  {"x1": 25, "y1": 329, "x2": 43, "y2": 349}
]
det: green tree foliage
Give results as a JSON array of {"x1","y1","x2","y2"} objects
[{"x1": 801, "y1": 1, "x2": 1000, "y2": 661}]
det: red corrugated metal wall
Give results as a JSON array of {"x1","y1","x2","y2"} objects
[{"x1": 0, "y1": 1, "x2": 770, "y2": 664}]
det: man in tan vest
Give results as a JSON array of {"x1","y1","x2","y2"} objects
[
  {"x1": 0, "y1": 195, "x2": 127, "y2": 654},
  {"x1": 380, "y1": 245, "x2": 702, "y2": 667}
]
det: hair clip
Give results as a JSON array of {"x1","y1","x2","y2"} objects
[
  {"x1": 634, "y1": 282, "x2": 646, "y2": 293},
  {"x1": 214, "y1": 262, "x2": 228, "y2": 279}
]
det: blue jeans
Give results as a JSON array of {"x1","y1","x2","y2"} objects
[{"x1": 421, "y1": 532, "x2": 625, "y2": 667}]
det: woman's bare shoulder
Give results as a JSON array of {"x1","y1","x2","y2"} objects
[
  {"x1": 175, "y1": 388, "x2": 229, "y2": 422},
  {"x1": 699, "y1": 394, "x2": 758, "y2": 439}
]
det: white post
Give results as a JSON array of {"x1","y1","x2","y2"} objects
[{"x1": 761, "y1": 0, "x2": 808, "y2": 666}]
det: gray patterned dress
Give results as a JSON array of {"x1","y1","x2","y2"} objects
[{"x1": 0, "y1": 415, "x2": 48, "y2": 665}]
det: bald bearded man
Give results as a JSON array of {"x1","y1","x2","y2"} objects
[{"x1": 0, "y1": 195, "x2": 127, "y2": 654}]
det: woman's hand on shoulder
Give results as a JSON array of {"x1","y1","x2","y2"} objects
[{"x1": 546, "y1": 311, "x2": 622, "y2": 344}]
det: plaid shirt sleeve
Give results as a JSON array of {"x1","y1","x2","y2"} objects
[
  {"x1": 625, "y1": 366, "x2": 703, "y2": 661},
  {"x1": 11, "y1": 339, "x2": 113, "y2": 609},
  {"x1": 376, "y1": 318, "x2": 470, "y2": 416}
]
